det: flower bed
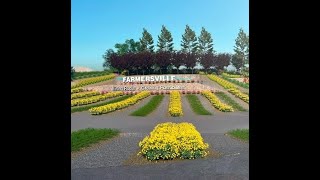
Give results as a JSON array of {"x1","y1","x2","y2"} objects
[
  {"x1": 71, "y1": 91, "x2": 123, "y2": 107},
  {"x1": 138, "y1": 122, "x2": 209, "y2": 161},
  {"x1": 221, "y1": 73, "x2": 241, "y2": 78},
  {"x1": 168, "y1": 91, "x2": 183, "y2": 117},
  {"x1": 207, "y1": 74, "x2": 249, "y2": 103},
  {"x1": 207, "y1": 74, "x2": 237, "y2": 89},
  {"x1": 201, "y1": 90, "x2": 234, "y2": 112},
  {"x1": 71, "y1": 88, "x2": 84, "y2": 94},
  {"x1": 89, "y1": 91, "x2": 150, "y2": 115},
  {"x1": 71, "y1": 91, "x2": 101, "y2": 100},
  {"x1": 228, "y1": 88, "x2": 249, "y2": 103},
  {"x1": 71, "y1": 74, "x2": 116, "y2": 89}
]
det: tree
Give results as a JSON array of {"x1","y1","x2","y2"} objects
[
  {"x1": 115, "y1": 39, "x2": 141, "y2": 54},
  {"x1": 71, "y1": 66, "x2": 75, "y2": 81},
  {"x1": 157, "y1": 25, "x2": 174, "y2": 52},
  {"x1": 102, "y1": 49, "x2": 115, "y2": 70},
  {"x1": 198, "y1": 27, "x2": 214, "y2": 54},
  {"x1": 184, "y1": 53, "x2": 197, "y2": 74},
  {"x1": 200, "y1": 53, "x2": 214, "y2": 73},
  {"x1": 139, "y1": 28, "x2": 154, "y2": 52},
  {"x1": 213, "y1": 53, "x2": 231, "y2": 75},
  {"x1": 171, "y1": 51, "x2": 186, "y2": 74},
  {"x1": 231, "y1": 54, "x2": 244, "y2": 72},
  {"x1": 139, "y1": 51, "x2": 153, "y2": 75},
  {"x1": 181, "y1": 25, "x2": 198, "y2": 53},
  {"x1": 154, "y1": 51, "x2": 172, "y2": 74},
  {"x1": 233, "y1": 28, "x2": 249, "y2": 70}
]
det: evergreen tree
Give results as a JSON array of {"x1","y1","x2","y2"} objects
[
  {"x1": 198, "y1": 27, "x2": 214, "y2": 54},
  {"x1": 233, "y1": 28, "x2": 249, "y2": 70},
  {"x1": 157, "y1": 25, "x2": 174, "y2": 52},
  {"x1": 181, "y1": 25, "x2": 198, "y2": 53},
  {"x1": 139, "y1": 28, "x2": 154, "y2": 52}
]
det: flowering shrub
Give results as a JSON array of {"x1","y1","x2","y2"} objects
[
  {"x1": 207, "y1": 74, "x2": 249, "y2": 103},
  {"x1": 71, "y1": 74, "x2": 115, "y2": 88},
  {"x1": 71, "y1": 88, "x2": 84, "y2": 94},
  {"x1": 71, "y1": 92, "x2": 123, "y2": 107},
  {"x1": 89, "y1": 91, "x2": 150, "y2": 115},
  {"x1": 228, "y1": 88, "x2": 249, "y2": 103},
  {"x1": 222, "y1": 73, "x2": 241, "y2": 78},
  {"x1": 71, "y1": 91, "x2": 101, "y2": 100},
  {"x1": 207, "y1": 74, "x2": 237, "y2": 89},
  {"x1": 168, "y1": 91, "x2": 183, "y2": 116},
  {"x1": 138, "y1": 122, "x2": 209, "y2": 161},
  {"x1": 201, "y1": 90, "x2": 234, "y2": 112}
]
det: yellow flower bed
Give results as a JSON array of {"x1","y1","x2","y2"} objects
[
  {"x1": 228, "y1": 88, "x2": 249, "y2": 103},
  {"x1": 71, "y1": 91, "x2": 101, "y2": 100},
  {"x1": 89, "y1": 91, "x2": 150, "y2": 115},
  {"x1": 222, "y1": 73, "x2": 241, "y2": 78},
  {"x1": 138, "y1": 122, "x2": 209, "y2": 160},
  {"x1": 207, "y1": 74, "x2": 249, "y2": 103},
  {"x1": 168, "y1": 91, "x2": 183, "y2": 117},
  {"x1": 71, "y1": 74, "x2": 115, "y2": 89},
  {"x1": 207, "y1": 74, "x2": 237, "y2": 89},
  {"x1": 201, "y1": 90, "x2": 234, "y2": 112},
  {"x1": 71, "y1": 88, "x2": 84, "y2": 94},
  {"x1": 71, "y1": 91, "x2": 123, "y2": 107}
]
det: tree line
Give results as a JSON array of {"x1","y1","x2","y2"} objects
[{"x1": 103, "y1": 25, "x2": 249, "y2": 75}]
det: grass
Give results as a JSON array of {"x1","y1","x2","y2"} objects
[
  {"x1": 73, "y1": 71, "x2": 111, "y2": 80},
  {"x1": 215, "y1": 92, "x2": 247, "y2": 111},
  {"x1": 220, "y1": 75, "x2": 249, "y2": 89},
  {"x1": 130, "y1": 95, "x2": 164, "y2": 116},
  {"x1": 71, "y1": 128, "x2": 120, "y2": 152},
  {"x1": 71, "y1": 95, "x2": 133, "y2": 113},
  {"x1": 186, "y1": 94, "x2": 212, "y2": 115},
  {"x1": 227, "y1": 129, "x2": 249, "y2": 142}
]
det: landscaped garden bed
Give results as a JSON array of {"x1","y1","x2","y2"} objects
[{"x1": 138, "y1": 122, "x2": 209, "y2": 161}]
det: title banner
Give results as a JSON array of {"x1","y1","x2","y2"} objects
[{"x1": 116, "y1": 74, "x2": 200, "y2": 83}]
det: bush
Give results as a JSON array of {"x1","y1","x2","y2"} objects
[
  {"x1": 89, "y1": 91, "x2": 150, "y2": 115},
  {"x1": 138, "y1": 122, "x2": 209, "y2": 160},
  {"x1": 71, "y1": 74, "x2": 116, "y2": 89},
  {"x1": 71, "y1": 91, "x2": 124, "y2": 107},
  {"x1": 201, "y1": 90, "x2": 234, "y2": 112},
  {"x1": 168, "y1": 91, "x2": 183, "y2": 117}
]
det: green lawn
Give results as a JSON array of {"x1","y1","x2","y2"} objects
[
  {"x1": 71, "y1": 128, "x2": 120, "y2": 152},
  {"x1": 215, "y1": 92, "x2": 247, "y2": 111},
  {"x1": 227, "y1": 129, "x2": 249, "y2": 142},
  {"x1": 130, "y1": 95, "x2": 164, "y2": 116},
  {"x1": 186, "y1": 94, "x2": 212, "y2": 115},
  {"x1": 71, "y1": 95, "x2": 133, "y2": 113}
]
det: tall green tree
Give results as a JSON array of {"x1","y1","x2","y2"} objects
[
  {"x1": 198, "y1": 27, "x2": 214, "y2": 54},
  {"x1": 181, "y1": 25, "x2": 198, "y2": 53},
  {"x1": 102, "y1": 49, "x2": 115, "y2": 70},
  {"x1": 139, "y1": 28, "x2": 154, "y2": 52},
  {"x1": 231, "y1": 54, "x2": 244, "y2": 72},
  {"x1": 233, "y1": 28, "x2": 249, "y2": 70},
  {"x1": 157, "y1": 25, "x2": 174, "y2": 52},
  {"x1": 115, "y1": 39, "x2": 141, "y2": 55}
]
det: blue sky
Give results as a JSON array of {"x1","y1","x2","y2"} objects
[{"x1": 72, "y1": 0, "x2": 248, "y2": 70}]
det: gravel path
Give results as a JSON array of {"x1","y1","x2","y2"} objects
[
  {"x1": 72, "y1": 133, "x2": 249, "y2": 179},
  {"x1": 200, "y1": 75, "x2": 249, "y2": 110}
]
